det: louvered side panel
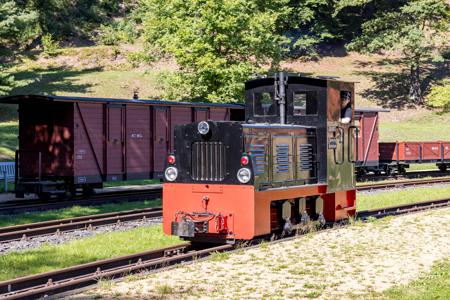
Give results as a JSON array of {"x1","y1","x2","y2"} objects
[
  {"x1": 272, "y1": 136, "x2": 294, "y2": 182},
  {"x1": 249, "y1": 144, "x2": 266, "y2": 175},
  {"x1": 299, "y1": 144, "x2": 313, "y2": 171}
]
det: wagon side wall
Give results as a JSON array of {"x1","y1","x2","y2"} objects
[
  {"x1": 355, "y1": 112, "x2": 380, "y2": 167},
  {"x1": 73, "y1": 102, "x2": 105, "y2": 184},
  {"x1": 18, "y1": 101, "x2": 74, "y2": 180}
]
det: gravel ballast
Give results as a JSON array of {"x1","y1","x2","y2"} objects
[
  {"x1": 0, "y1": 217, "x2": 162, "y2": 255},
  {"x1": 78, "y1": 207, "x2": 450, "y2": 299}
]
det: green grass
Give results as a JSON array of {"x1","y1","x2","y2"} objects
[
  {"x1": 380, "y1": 112, "x2": 450, "y2": 141},
  {"x1": 104, "y1": 179, "x2": 161, "y2": 187},
  {"x1": 357, "y1": 185, "x2": 450, "y2": 211},
  {"x1": 366, "y1": 260, "x2": 450, "y2": 300},
  {"x1": 356, "y1": 175, "x2": 450, "y2": 187},
  {"x1": 0, "y1": 199, "x2": 161, "y2": 228},
  {"x1": 0, "y1": 121, "x2": 18, "y2": 161},
  {"x1": 10, "y1": 65, "x2": 162, "y2": 100},
  {"x1": 407, "y1": 163, "x2": 438, "y2": 171},
  {"x1": 0, "y1": 182, "x2": 14, "y2": 193},
  {"x1": 0, "y1": 225, "x2": 182, "y2": 281}
]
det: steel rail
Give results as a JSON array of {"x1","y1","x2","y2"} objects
[
  {"x1": 357, "y1": 177, "x2": 450, "y2": 192},
  {"x1": 0, "y1": 207, "x2": 162, "y2": 243},
  {"x1": 357, "y1": 169, "x2": 450, "y2": 182},
  {"x1": 0, "y1": 244, "x2": 232, "y2": 300},
  {"x1": 0, "y1": 187, "x2": 162, "y2": 215},
  {"x1": 356, "y1": 198, "x2": 450, "y2": 219},
  {"x1": 0, "y1": 199, "x2": 448, "y2": 299}
]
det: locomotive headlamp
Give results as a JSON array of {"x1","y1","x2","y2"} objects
[
  {"x1": 237, "y1": 168, "x2": 251, "y2": 183},
  {"x1": 165, "y1": 167, "x2": 178, "y2": 181},
  {"x1": 197, "y1": 121, "x2": 210, "y2": 135}
]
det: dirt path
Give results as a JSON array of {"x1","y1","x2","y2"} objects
[{"x1": 76, "y1": 207, "x2": 450, "y2": 299}]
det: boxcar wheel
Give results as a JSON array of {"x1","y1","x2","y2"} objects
[{"x1": 438, "y1": 165, "x2": 447, "y2": 172}]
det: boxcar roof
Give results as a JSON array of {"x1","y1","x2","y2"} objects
[
  {"x1": 354, "y1": 107, "x2": 390, "y2": 113},
  {"x1": 0, "y1": 95, "x2": 244, "y2": 109}
]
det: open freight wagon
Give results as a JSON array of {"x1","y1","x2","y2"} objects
[{"x1": 0, "y1": 95, "x2": 244, "y2": 198}]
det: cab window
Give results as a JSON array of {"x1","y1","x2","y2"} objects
[
  {"x1": 254, "y1": 92, "x2": 276, "y2": 116},
  {"x1": 293, "y1": 91, "x2": 318, "y2": 116}
]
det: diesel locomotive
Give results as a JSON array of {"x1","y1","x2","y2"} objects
[{"x1": 163, "y1": 73, "x2": 357, "y2": 243}]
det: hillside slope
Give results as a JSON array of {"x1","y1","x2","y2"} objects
[{"x1": 0, "y1": 45, "x2": 448, "y2": 161}]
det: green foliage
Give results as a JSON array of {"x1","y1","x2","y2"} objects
[
  {"x1": 0, "y1": 1, "x2": 39, "y2": 47},
  {"x1": 427, "y1": 85, "x2": 450, "y2": 112},
  {"x1": 0, "y1": 67, "x2": 14, "y2": 96},
  {"x1": 15, "y1": 0, "x2": 136, "y2": 40},
  {"x1": 347, "y1": 0, "x2": 449, "y2": 59},
  {"x1": 98, "y1": 18, "x2": 139, "y2": 46},
  {"x1": 41, "y1": 34, "x2": 60, "y2": 57},
  {"x1": 345, "y1": 0, "x2": 449, "y2": 102},
  {"x1": 0, "y1": 1, "x2": 39, "y2": 94},
  {"x1": 141, "y1": 0, "x2": 290, "y2": 102},
  {"x1": 126, "y1": 51, "x2": 153, "y2": 67}
]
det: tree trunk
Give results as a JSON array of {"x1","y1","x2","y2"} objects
[{"x1": 409, "y1": 62, "x2": 422, "y2": 103}]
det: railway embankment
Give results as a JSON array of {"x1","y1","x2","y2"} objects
[{"x1": 80, "y1": 207, "x2": 450, "y2": 299}]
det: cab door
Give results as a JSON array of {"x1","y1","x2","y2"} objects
[{"x1": 326, "y1": 82, "x2": 356, "y2": 192}]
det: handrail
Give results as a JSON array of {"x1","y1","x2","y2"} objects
[
  {"x1": 349, "y1": 126, "x2": 359, "y2": 163},
  {"x1": 334, "y1": 126, "x2": 345, "y2": 165}
]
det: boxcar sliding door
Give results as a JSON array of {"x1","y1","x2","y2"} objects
[
  {"x1": 126, "y1": 105, "x2": 151, "y2": 179},
  {"x1": 153, "y1": 107, "x2": 170, "y2": 178},
  {"x1": 106, "y1": 105, "x2": 125, "y2": 181}
]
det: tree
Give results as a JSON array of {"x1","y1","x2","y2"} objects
[
  {"x1": 341, "y1": 0, "x2": 449, "y2": 103},
  {"x1": 0, "y1": 1, "x2": 39, "y2": 95},
  {"x1": 427, "y1": 84, "x2": 450, "y2": 112},
  {"x1": 140, "y1": 0, "x2": 290, "y2": 102},
  {"x1": 13, "y1": 1, "x2": 136, "y2": 40},
  {"x1": 0, "y1": 1, "x2": 39, "y2": 47}
]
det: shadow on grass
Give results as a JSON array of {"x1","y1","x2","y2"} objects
[
  {"x1": 354, "y1": 58, "x2": 448, "y2": 109},
  {"x1": 0, "y1": 123, "x2": 18, "y2": 161},
  {"x1": 9, "y1": 66, "x2": 102, "y2": 96}
]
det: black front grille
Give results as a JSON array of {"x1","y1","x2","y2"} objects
[{"x1": 191, "y1": 142, "x2": 226, "y2": 181}]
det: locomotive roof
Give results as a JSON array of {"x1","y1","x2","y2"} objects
[
  {"x1": 0, "y1": 95, "x2": 244, "y2": 109},
  {"x1": 293, "y1": 106, "x2": 389, "y2": 113},
  {"x1": 245, "y1": 74, "x2": 356, "y2": 89},
  {"x1": 242, "y1": 123, "x2": 315, "y2": 129}
]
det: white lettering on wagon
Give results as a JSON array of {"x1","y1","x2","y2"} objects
[
  {"x1": 76, "y1": 149, "x2": 87, "y2": 160},
  {"x1": 131, "y1": 133, "x2": 144, "y2": 139}
]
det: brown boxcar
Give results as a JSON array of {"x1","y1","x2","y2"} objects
[
  {"x1": 353, "y1": 108, "x2": 389, "y2": 173},
  {"x1": 0, "y1": 95, "x2": 244, "y2": 198},
  {"x1": 379, "y1": 141, "x2": 450, "y2": 173}
]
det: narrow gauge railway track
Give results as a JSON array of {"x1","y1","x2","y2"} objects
[
  {"x1": 0, "y1": 186, "x2": 162, "y2": 215},
  {"x1": 0, "y1": 199, "x2": 448, "y2": 300},
  {"x1": 357, "y1": 169, "x2": 450, "y2": 182},
  {"x1": 0, "y1": 244, "x2": 232, "y2": 300},
  {"x1": 356, "y1": 198, "x2": 450, "y2": 219},
  {"x1": 0, "y1": 207, "x2": 162, "y2": 243},
  {"x1": 356, "y1": 177, "x2": 450, "y2": 192},
  {"x1": 1, "y1": 178, "x2": 447, "y2": 244}
]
